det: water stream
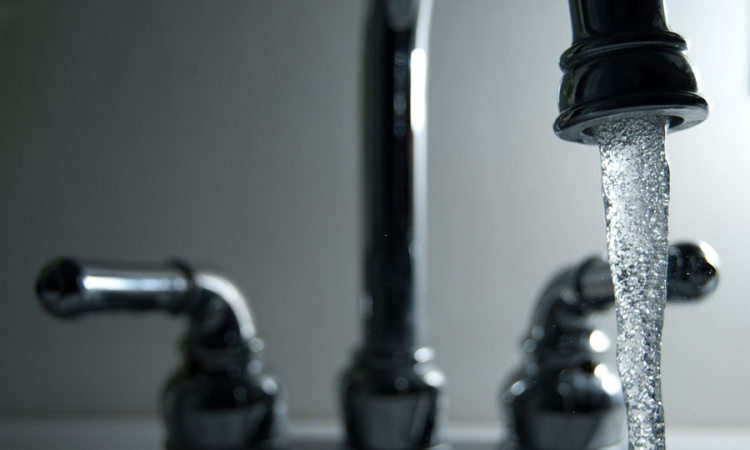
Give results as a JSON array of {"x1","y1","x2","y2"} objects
[{"x1": 592, "y1": 116, "x2": 670, "y2": 450}]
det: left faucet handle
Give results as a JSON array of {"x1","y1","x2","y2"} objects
[
  {"x1": 34, "y1": 256, "x2": 286, "y2": 449},
  {"x1": 35, "y1": 257, "x2": 194, "y2": 317}
]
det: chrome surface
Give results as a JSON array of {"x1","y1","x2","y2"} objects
[
  {"x1": 555, "y1": 0, "x2": 709, "y2": 143},
  {"x1": 499, "y1": 242, "x2": 719, "y2": 450},
  {"x1": 36, "y1": 258, "x2": 190, "y2": 316},
  {"x1": 361, "y1": 0, "x2": 432, "y2": 356},
  {"x1": 340, "y1": 1, "x2": 446, "y2": 450},
  {"x1": 35, "y1": 258, "x2": 282, "y2": 450}
]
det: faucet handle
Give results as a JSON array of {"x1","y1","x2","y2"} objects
[
  {"x1": 36, "y1": 258, "x2": 193, "y2": 317},
  {"x1": 576, "y1": 241, "x2": 719, "y2": 309},
  {"x1": 35, "y1": 257, "x2": 285, "y2": 450},
  {"x1": 500, "y1": 241, "x2": 720, "y2": 450},
  {"x1": 666, "y1": 242, "x2": 720, "y2": 301}
]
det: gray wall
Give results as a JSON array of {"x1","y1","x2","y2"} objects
[{"x1": 0, "y1": 0, "x2": 748, "y2": 427}]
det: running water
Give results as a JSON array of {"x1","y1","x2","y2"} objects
[{"x1": 592, "y1": 116, "x2": 670, "y2": 450}]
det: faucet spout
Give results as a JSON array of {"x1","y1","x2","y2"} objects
[{"x1": 555, "y1": 0, "x2": 709, "y2": 144}]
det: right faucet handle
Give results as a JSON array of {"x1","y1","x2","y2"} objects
[
  {"x1": 665, "y1": 241, "x2": 720, "y2": 301},
  {"x1": 577, "y1": 241, "x2": 719, "y2": 310},
  {"x1": 499, "y1": 241, "x2": 719, "y2": 450}
]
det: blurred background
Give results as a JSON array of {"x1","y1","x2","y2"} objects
[{"x1": 0, "y1": 0, "x2": 748, "y2": 431}]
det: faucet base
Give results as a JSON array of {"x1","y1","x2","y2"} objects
[{"x1": 340, "y1": 348, "x2": 446, "y2": 450}]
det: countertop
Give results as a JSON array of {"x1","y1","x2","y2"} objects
[{"x1": 1, "y1": 417, "x2": 749, "y2": 450}]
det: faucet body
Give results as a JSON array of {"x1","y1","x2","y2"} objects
[
  {"x1": 555, "y1": 0, "x2": 708, "y2": 143},
  {"x1": 499, "y1": 242, "x2": 719, "y2": 450},
  {"x1": 339, "y1": 1, "x2": 446, "y2": 449},
  {"x1": 36, "y1": 258, "x2": 284, "y2": 450},
  {"x1": 548, "y1": 2, "x2": 713, "y2": 448}
]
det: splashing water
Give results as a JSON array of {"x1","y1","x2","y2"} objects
[{"x1": 592, "y1": 116, "x2": 670, "y2": 450}]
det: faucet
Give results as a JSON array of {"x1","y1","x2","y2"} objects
[
  {"x1": 339, "y1": 1, "x2": 447, "y2": 450},
  {"x1": 36, "y1": 258, "x2": 284, "y2": 450},
  {"x1": 555, "y1": 0, "x2": 708, "y2": 143},
  {"x1": 546, "y1": 1, "x2": 710, "y2": 448},
  {"x1": 499, "y1": 242, "x2": 719, "y2": 450}
]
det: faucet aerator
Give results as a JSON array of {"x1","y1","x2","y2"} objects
[{"x1": 555, "y1": 0, "x2": 708, "y2": 144}]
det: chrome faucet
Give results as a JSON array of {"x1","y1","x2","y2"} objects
[
  {"x1": 555, "y1": 0, "x2": 708, "y2": 143},
  {"x1": 339, "y1": 1, "x2": 447, "y2": 450},
  {"x1": 499, "y1": 242, "x2": 719, "y2": 450},
  {"x1": 525, "y1": 2, "x2": 711, "y2": 447},
  {"x1": 36, "y1": 258, "x2": 285, "y2": 450}
]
